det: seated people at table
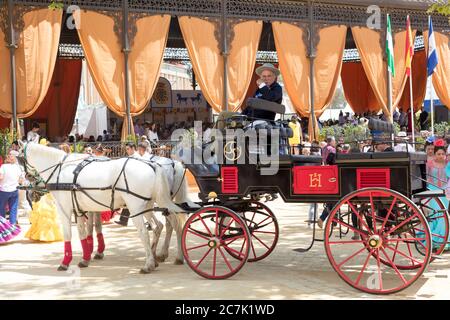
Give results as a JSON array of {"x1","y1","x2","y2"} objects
[{"x1": 242, "y1": 63, "x2": 283, "y2": 121}]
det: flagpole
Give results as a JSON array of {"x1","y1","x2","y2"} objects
[{"x1": 430, "y1": 75, "x2": 435, "y2": 135}]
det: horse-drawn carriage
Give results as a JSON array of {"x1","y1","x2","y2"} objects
[{"x1": 180, "y1": 99, "x2": 450, "y2": 294}]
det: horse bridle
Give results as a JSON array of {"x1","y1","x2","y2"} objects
[{"x1": 21, "y1": 143, "x2": 69, "y2": 186}]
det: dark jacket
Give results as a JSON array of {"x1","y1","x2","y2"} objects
[{"x1": 243, "y1": 82, "x2": 283, "y2": 121}]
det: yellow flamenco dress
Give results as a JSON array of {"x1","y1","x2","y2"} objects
[{"x1": 25, "y1": 193, "x2": 63, "y2": 242}]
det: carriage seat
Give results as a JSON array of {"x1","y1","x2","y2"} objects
[
  {"x1": 370, "y1": 151, "x2": 426, "y2": 162},
  {"x1": 278, "y1": 154, "x2": 322, "y2": 164},
  {"x1": 185, "y1": 163, "x2": 220, "y2": 178},
  {"x1": 336, "y1": 153, "x2": 371, "y2": 161},
  {"x1": 246, "y1": 98, "x2": 286, "y2": 115}
]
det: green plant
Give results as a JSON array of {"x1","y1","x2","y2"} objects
[
  {"x1": 48, "y1": 0, "x2": 64, "y2": 10},
  {"x1": 428, "y1": 1, "x2": 450, "y2": 24},
  {"x1": 434, "y1": 121, "x2": 450, "y2": 137},
  {"x1": 126, "y1": 134, "x2": 139, "y2": 145}
]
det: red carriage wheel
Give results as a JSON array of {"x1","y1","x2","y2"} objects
[
  {"x1": 324, "y1": 187, "x2": 432, "y2": 294},
  {"x1": 414, "y1": 196, "x2": 449, "y2": 258},
  {"x1": 182, "y1": 206, "x2": 250, "y2": 279},
  {"x1": 220, "y1": 201, "x2": 279, "y2": 262}
]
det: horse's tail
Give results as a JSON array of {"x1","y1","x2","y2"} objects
[
  {"x1": 172, "y1": 161, "x2": 200, "y2": 208},
  {"x1": 154, "y1": 165, "x2": 183, "y2": 213}
]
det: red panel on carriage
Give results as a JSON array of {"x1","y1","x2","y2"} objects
[
  {"x1": 357, "y1": 168, "x2": 390, "y2": 189},
  {"x1": 221, "y1": 167, "x2": 239, "y2": 194},
  {"x1": 292, "y1": 165, "x2": 339, "y2": 194}
]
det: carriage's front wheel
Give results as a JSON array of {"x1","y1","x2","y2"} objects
[
  {"x1": 182, "y1": 206, "x2": 250, "y2": 279},
  {"x1": 324, "y1": 188, "x2": 432, "y2": 294},
  {"x1": 221, "y1": 201, "x2": 279, "y2": 262}
]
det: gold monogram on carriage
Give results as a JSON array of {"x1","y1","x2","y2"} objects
[{"x1": 309, "y1": 173, "x2": 322, "y2": 188}]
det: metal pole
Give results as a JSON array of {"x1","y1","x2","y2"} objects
[
  {"x1": 386, "y1": 15, "x2": 393, "y2": 124},
  {"x1": 429, "y1": 75, "x2": 435, "y2": 135},
  {"x1": 221, "y1": 0, "x2": 229, "y2": 112},
  {"x1": 122, "y1": 0, "x2": 132, "y2": 136},
  {"x1": 308, "y1": 1, "x2": 316, "y2": 141},
  {"x1": 7, "y1": 0, "x2": 18, "y2": 136},
  {"x1": 409, "y1": 72, "x2": 415, "y2": 150}
]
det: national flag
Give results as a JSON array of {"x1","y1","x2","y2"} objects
[
  {"x1": 386, "y1": 14, "x2": 395, "y2": 76},
  {"x1": 427, "y1": 16, "x2": 438, "y2": 77},
  {"x1": 405, "y1": 15, "x2": 414, "y2": 77}
]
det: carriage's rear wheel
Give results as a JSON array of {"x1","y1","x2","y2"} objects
[
  {"x1": 182, "y1": 206, "x2": 250, "y2": 279},
  {"x1": 414, "y1": 196, "x2": 449, "y2": 258},
  {"x1": 220, "y1": 201, "x2": 279, "y2": 262},
  {"x1": 325, "y1": 188, "x2": 432, "y2": 294}
]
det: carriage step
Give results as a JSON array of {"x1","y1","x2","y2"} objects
[{"x1": 431, "y1": 255, "x2": 446, "y2": 260}]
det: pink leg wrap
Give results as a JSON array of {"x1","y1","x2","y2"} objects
[
  {"x1": 80, "y1": 239, "x2": 91, "y2": 261},
  {"x1": 62, "y1": 241, "x2": 72, "y2": 266},
  {"x1": 97, "y1": 233, "x2": 105, "y2": 254},
  {"x1": 86, "y1": 235, "x2": 94, "y2": 256}
]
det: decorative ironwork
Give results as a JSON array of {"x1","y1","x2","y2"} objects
[
  {"x1": 12, "y1": 0, "x2": 449, "y2": 32},
  {"x1": 202, "y1": 17, "x2": 248, "y2": 52},
  {"x1": 0, "y1": 3, "x2": 36, "y2": 45},
  {"x1": 98, "y1": 10, "x2": 147, "y2": 49}
]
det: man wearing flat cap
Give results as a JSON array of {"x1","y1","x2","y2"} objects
[{"x1": 242, "y1": 63, "x2": 283, "y2": 121}]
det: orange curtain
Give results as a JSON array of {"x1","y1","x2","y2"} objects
[
  {"x1": 30, "y1": 58, "x2": 82, "y2": 139},
  {"x1": 341, "y1": 62, "x2": 380, "y2": 114},
  {"x1": 75, "y1": 10, "x2": 170, "y2": 140},
  {"x1": 397, "y1": 49, "x2": 427, "y2": 112},
  {"x1": 272, "y1": 22, "x2": 346, "y2": 139},
  {"x1": 424, "y1": 31, "x2": 450, "y2": 110},
  {"x1": 351, "y1": 27, "x2": 416, "y2": 118},
  {"x1": 179, "y1": 17, "x2": 262, "y2": 112},
  {"x1": 0, "y1": 8, "x2": 62, "y2": 128}
]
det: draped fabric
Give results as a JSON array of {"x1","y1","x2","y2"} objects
[
  {"x1": 273, "y1": 22, "x2": 346, "y2": 139},
  {"x1": 341, "y1": 62, "x2": 380, "y2": 114},
  {"x1": 0, "y1": 8, "x2": 62, "y2": 131},
  {"x1": 397, "y1": 49, "x2": 427, "y2": 112},
  {"x1": 31, "y1": 59, "x2": 82, "y2": 139},
  {"x1": 75, "y1": 10, "x2": 170, "y2": 140},
  {"x1": 424, "y1": 31, "x2": 450, "y2": 110},
  {"x1": 351, "y1": 27, "x2": 416, "y2": 118},
  {"x1": 179, "y1": 17, "x2": 262, "y2": 112}
]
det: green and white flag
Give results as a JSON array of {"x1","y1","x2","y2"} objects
[{"x1": 386, "y1": 14, "x2": 395, "y2": 76}]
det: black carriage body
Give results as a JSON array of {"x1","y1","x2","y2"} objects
[{"x1": 188, "y1": 152, "x2": 427, "y2": 203}]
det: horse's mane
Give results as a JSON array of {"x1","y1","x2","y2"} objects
[{"x1": 27, "y1": 143, "x2": 67, "y2": 164}]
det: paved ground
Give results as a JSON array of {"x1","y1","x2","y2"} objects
[{"x1": 1, "y1": 191, "x2": 450, "y2": 300}]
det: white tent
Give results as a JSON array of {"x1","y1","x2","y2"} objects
[{"x1": 70, "y1": 84, "x2": 108, "y2": 138}]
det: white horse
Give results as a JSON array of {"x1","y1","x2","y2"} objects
[
  {"x1": 21, "y1": 142, "x2": 182, "y2": 273},
  {"x1": 143, "y1": 155, "x2": 200, "y2": 264}
]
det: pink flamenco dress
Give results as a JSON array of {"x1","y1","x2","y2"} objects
[{"x1": 0, "y1": 215, "x2": 20, "y2": 243}]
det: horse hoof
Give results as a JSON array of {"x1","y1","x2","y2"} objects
[
  {"x1": 156, "y1": 255, "x2": 167, "y2": 263},
  {"x1": 140, "y1": 268, "x2": 151, "y2": 274},
  {"x1": 174, "y1": 259, "x2": 184, "y2": 265},
  {"x1": 78, "y1": 260, "x2": 90, "y2": 268},
  {"x1": 155, "y1": 261, "x2": 159, "y2": 268},
  {"x1": 94, "y1": 253, "x2": 104, "y2": 260},
  {"x1": 57, "y1": 265, "x2": 69, "y2": 271}
]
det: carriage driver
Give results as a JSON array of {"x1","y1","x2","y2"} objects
[{"x1": 242, "y1": 63, "x2": 283, "y2": 121}]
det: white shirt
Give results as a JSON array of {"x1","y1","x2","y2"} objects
[
  {"x1": 0, "y1": 164, "x2": 23, "y2": 192},
  {"x1": 147, "y1": 130, "x2": 159, "y2": 143},
  {"x1": 203, "y1": 128, "x2": 212, "y2": 143},
  {"x1": 394, "y1": 143, "x2": 415, "y2": 152},
  {"x1": 27, "y1": 131, "x2": 40, "y2": 144}
]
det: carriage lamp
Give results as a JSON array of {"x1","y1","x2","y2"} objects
[{"x1": 208, "y1": 191, "x2": 218, "y2": 199}]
